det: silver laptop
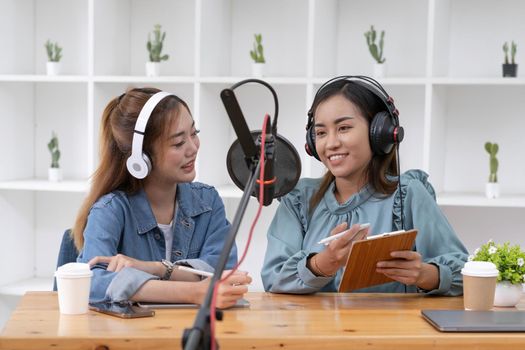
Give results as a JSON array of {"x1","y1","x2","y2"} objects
[{"x1": 422, "y1": 310, "x2": 525, "y2": 332}]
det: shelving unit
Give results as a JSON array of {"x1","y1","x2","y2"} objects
[{"x1": 1, "y1": 0, "x2": 525, "y2": 321}]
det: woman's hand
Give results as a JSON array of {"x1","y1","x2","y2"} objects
[
  {"x1": 88, "y1": 254, "x2": 163, "y2": 277},
  {"x1": 376, "y1": 251, "x2": 439, "y2": 291},
  {"x1": 194, "y1": 270, "x2": 252, "y2": 309},
  {"x1": 311, "y1": 223, "x2": 369, "y2": 277}
]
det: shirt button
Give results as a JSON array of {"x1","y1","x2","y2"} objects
[
  {"x1": 174, "y1": 250, "x2": 183, "y2": 257},
  {"x1": 154, "y1": 233, "x2": 161, "y2": 240}
]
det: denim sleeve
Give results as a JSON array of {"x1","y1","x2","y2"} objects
[
  {"x1": 77, "y1": 206, "x2": 158, "y2": 302},
  {"x1": 183, "y1": 188, "x2": 237, "y2": 271},
  {"x1": 261, "y1": 195, "x2": 333, "y2": 294},
  {"x1": 403, "y1": 178, "x2": 469, "y2": 296}
]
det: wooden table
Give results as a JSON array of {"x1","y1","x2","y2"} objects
[{"x1": 2, "y1": 291, "x2": 525, "y2": 349}]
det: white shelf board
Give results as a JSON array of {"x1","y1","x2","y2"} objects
[
  {"x1": 311, "y1": 77, "x2": 428, "y2": 86},
  {"x1": 431, "y1": 77, "x2": 525, "y2": 86},
  {"x1": 216, "y1": 184, "x2": 243, "y2": 198},
  {"x1": 199, "y1": 76, "x2": 308, "y2": 85},
  {"x1": 0, "y1": 277, "x2": 53, "y2": 296},
  {"x1": 0, "y1": 75, "x2": 89, "y2": 83},
  {"x1": 0, "y1": 179, "x2": 89, "y2": 193},
  {"x1": 437, "y1": 192, "x2": 525, "y2": 208},
  {"x1": 93, "y1": 75, "x2": 195, "y2": 83}
]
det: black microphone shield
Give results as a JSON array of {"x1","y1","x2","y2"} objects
[{"x1": 226, "y1": 131, "x2": 301, "y2": 200}]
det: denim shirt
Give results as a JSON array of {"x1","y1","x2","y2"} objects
[
  {"x1": 77, "y1": 182, "x2": 237, "y2": 302},
  {"x1": 261, "y1": 170, "x2": 468, "y2": 296}
]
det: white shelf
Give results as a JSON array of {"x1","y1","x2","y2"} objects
[
  {"x1": 93, "y1": 75, "x2": 195, "y2": 83},
  {"x1": 199, "y1": 76, "x2": 309, "y2": 85},
  {"x1": 0, "y1": 75, "x2": 89, "y2": 82},
  {"x1": 0, "y1": 179, "x2": 89, "y2": 193},
  {"x1": 437, "y1": 193, "x2": 525, "y2": 208},
  {"x1": 0, "y1": 277, "x2": 53, "y2": 296},
  {"x1": 431, "y1": 77, "x2": 525, "y2": 86}
]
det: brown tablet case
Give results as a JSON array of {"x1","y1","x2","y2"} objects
[{"x1": 338, "y1": 229, "x2": 418, "y2": 292}]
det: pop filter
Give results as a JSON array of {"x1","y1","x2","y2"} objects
[{"x1": 226, "y1": 131, "x2": 301, "y2": 199}]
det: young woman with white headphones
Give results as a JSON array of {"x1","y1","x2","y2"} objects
[
  {"x1": 72, "y1": 87, "x2": 251, "y2": 308},
  {"x1": 261, "y1": 76, "x2": 468, "y2": 295}
]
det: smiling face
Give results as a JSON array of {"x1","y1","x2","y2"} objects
[
  {"x1": 313, "y1": 94, "x2": 372, "y2": 184},
  {"x1": 149, "y1": 106, "x2": 200, "y2": 185}
]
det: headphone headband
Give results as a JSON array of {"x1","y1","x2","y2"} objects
[
  {"x1": 127, "y1": 91, "x2": 176, "y2": 179},
  {"x1": 305, "y1": 75, "x2": 403, "y2": 159},
  {"x1": 307, "y1": 75, "x2": 398, "y2": 129}
]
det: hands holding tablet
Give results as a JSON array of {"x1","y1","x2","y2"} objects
[{"x1": 307, "y1": 222, "x2": 370, "y2": 277}]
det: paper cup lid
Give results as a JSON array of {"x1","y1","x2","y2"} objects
[
  {"x1": 461, "y1": 261, "x2": 499, "y2": 277},
  {"x1": 54, "y1": 262, "x2": 93, "y2": 278}
]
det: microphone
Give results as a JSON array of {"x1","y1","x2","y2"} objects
[
  {"x1": 221, "y1": 80, "x2": 301, "y2": 206},
  {"x1": 255, "y1": 117, "x2": 276, "y2": 206}
]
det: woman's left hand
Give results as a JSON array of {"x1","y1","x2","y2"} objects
[
  {"x1": 88, "y1": 254, "x2": 163, "y2": 277},
  {"x1": 376, "y1": 251, "x2": 439, "y2": 291}
]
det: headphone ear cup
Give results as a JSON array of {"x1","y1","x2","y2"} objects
[
  {"x1": 126, "y1": 152, "x2": 151, "y2": 179},
  {"x1": 369, "y1": 111, "x2": 397, "y2": 155},
  {"x1": 142, "y1": 152, "x2": 152, "y2": 176},
  {"x1": 305, "y1": 125, "x2": 320, "y2": 161}
]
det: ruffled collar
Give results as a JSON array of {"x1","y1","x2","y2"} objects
[{"x1": 322, "y1": 180, "x2": 375, "y2": 214}]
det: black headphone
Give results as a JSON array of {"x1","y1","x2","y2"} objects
[{"x1": 305, "y1": 75, "x2": 404, "y2": 161}]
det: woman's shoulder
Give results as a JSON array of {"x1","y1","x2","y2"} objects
[
  {"x1": 92, "y1": 191, "x2": 127, "y2": 209},
  {"x1": 398, "y1": 169, "x2": 436, "y2": 199},
  {"x1": 286, "y1": 177, "x2": 323, "y2": 200}
]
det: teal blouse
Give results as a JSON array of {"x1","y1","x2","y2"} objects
[{"x1": 261, "y1": 170, "x2": 468, "y2": 296}]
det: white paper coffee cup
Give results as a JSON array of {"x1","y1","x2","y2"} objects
[
  {"x1": 54, "y1": 262, "x2": 93, "y2": 315},
  {"x1": 461, "y1": 261, "x2": 499, "y2": 310}
]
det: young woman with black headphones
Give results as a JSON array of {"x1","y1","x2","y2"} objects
[
  {"x1": 261, "y1": 76, "x2": 468, "y2": 295},
  {"x1": 72, "y1": 87, "x2": 251, "y2": 307}
]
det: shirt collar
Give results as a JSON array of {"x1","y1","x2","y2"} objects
[{"x1": 322, "y1": 180, "x2": 374, "y2": 214}]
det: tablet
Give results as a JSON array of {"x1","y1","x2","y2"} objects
[
  {"x1": 137, "y1": 298, "x2": 250, "y2": 309},
  {"x1": 421, "y1": 310, "x2": 525, "y2": 332}
]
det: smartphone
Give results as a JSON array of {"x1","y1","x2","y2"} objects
[{"x1": 89, "y1": 301, "x2": 155, "y2": 318}]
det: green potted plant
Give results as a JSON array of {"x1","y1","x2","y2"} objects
[
  {"x1": 48, "y1": 131, "x2": 62, "y2": 181},
  {"x1": 484, "y1": 142, "x2": 499, "y2": 198},
  {"x1": 146, "y1": 24, "x2": 169, "y2": 77},
  {"x1": 502, "y1": 41, "x2": 518, "y2": 78},
  {"x1": 364, "y1": 25, "x2": 386, "y2": 78},
  {"x1": 249, "y1": 33, "x2": 266, "y2": 77},
  {"x1": 45, "y1": 40, "x2": 62, "y2": 76},
  {"x1": 470, "y1": 240, "x2": 525, "y2": 307}
]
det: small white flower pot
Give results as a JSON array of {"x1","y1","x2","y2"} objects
[
  {"x1": 373, "y1": 63, "x2": 386, "y2": 79},
  {"x1": 485, "y1": 182, "x2": 500, "y2": 199},
  {"x1": 145, "y1": 62, "x2": 160, "y2": 77},
  {"x1": 48, "y1": 168, "x2": 63, "y2": 182},
  {"x1": 494, "y1": 281, "x2": 523, "y2": 307},
  {"x1": 251, "y1": 63, "x2": 265, "y2": 78},
  {"x1": 46, "y1": 62, "x2": 61, "y2": 76}
]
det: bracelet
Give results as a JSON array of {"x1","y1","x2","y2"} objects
[
  {"x1": 311, "y1": 255, "x2": 331, "y2": 277},
  {"x1": 161, "y1": 259, "x2": 175, "y2": 280}
]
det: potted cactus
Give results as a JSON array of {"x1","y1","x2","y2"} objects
[
  {"x1": 364, "y1": 25, "x2": 386, "y2": 78},
  {"x1": 48, "y1": 131, "x2": 62, "y2": 182},
  {"x1": 502, "y1": 41, "x2": 518, "y2": 78},
  {"x1": 45, "y1": 40, "x2": 62, "y2": 76},
  {"x1": 146, "y1": 24, "x2": 169, "y2": 77},
  {"x1": 484, "y1": 142, "x2": 499, "y2": 198},
  {"x1": 249, "y1": 33, "x2": 266, "y2": 77}
]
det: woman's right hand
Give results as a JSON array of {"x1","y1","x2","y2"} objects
[
  {"x1": 194, "y1": 270, "x2": 252, "y2": 309},
  {"x1": 311, "y1": 223, "x2": 369, "y2": 276}
]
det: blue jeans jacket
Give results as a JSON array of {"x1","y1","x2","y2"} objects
[{"x1": 77, "y1": 182, "x2": 237, "y2": 302}]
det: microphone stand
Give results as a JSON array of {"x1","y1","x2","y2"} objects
[
  {"x1": 184, "y1": 79, "x2": 278, "y2": 349},
  {"x1": 182, "y1": 158, "x2": 262, "y2": 350}
]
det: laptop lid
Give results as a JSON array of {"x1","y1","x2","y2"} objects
[{"x1": 421, "y1": 310, "x2": 525, "y2": 332}]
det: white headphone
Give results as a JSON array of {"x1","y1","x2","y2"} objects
[{"x1": 126, "y1": 91, "x2": 176, "y2": 179}]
